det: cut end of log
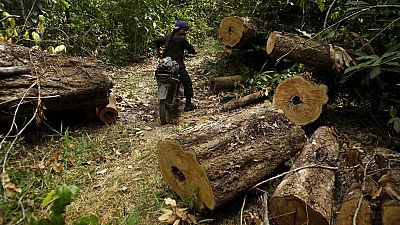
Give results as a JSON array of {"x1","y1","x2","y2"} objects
[
  {"x1": 273, "y1": 75, "x2": 328, "y2": 125},
  {"x1": 336, "y1": 198, "x2": 373, "y2": 225},
  {"x1": 269, "y1": 196, "x2": 329, "y2": 225},
  {"x1": 218, "y1": 17, "x2": 245, "y2": 47},
  {"x1": 382, "y1": 200, "x2": 400, "y2": 225},
  {"x1": 266, "y1": 31, "x2": 277, "y2": 55},
  {"x1": 157, "y1": 140, "x2": 215, "y2": 210},
  {"x1": 97, "y1": 94, "x2": 118, "y2": 124}
]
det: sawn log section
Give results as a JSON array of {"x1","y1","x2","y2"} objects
[{"x1": 157, "y1": 103, "x2": 306, "y2": 210}]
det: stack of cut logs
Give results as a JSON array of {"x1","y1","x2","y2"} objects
[
  {"x1": 157, "y1": 16, "x2": 399, "y2": 225},
  {"x1": 0, "y1": 43, "x2": 117, "y2": 127}
]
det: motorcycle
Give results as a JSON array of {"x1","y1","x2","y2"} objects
[{"x1": 155, "y1": 57, "x2": 182, "y2": 124}]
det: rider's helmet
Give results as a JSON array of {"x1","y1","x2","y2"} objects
[{"x1": 174, "y1": 20, "x2": 189, "y2": 30}]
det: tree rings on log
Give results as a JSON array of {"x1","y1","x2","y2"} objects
[
  {"x1": 381, "y1": 200, "x2": 400, "y2": 225},
  {"x1": 218, "y1": 17, "x2": 261, "y2": 48},
  {"x1": 273, "y1": 75, "x2": 328, "y2": 125},
  {"x1": 97, "y1": 94, "x2": 118, "y2": 124},
  {"x1": 158, "y1": 103, "x2": 306, "y2": 210},
  {"x1": 269, "y1": 126, "x2": 339, "y2": 225}
]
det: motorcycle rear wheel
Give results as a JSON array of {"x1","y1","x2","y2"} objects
[{"x1": 159, "y1": 99, "x2": 171, "y2": 125}]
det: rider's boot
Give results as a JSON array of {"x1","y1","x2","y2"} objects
[{"x1": 184, "y1": 97, "x2": 197, "y2": 112}]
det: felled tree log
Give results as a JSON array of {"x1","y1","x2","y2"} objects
[
  {"x1": 273, "y1": 75, "x2": 328, "y2": 125},
  {"x1": 335, "y1": 183, "x2": 373, "y2": 225},
  {"x1": 218, "y1": 17, "x2": 264, "y2": 48},
  {"x1": 157, "y1": 103, "x2": 306, "y2": 210},
  {"x1": 382, "y1": 200, "x2": 400, "y2": 225},
  {"x1": 269, "y1": 126, "x2": 339, "y2": 225},
  {"x1": 0, "y1": 43, "x2": 113, "y2": 126},
  {"x1": 210, "y1": 75, "x2": 244, "y2": 92},
  {"x1": 222, "y1": 88, "x2": 273, "y2": 111},
  {"x1": 266, "y1": 31, "x2": 356, "y2": 72},
  {"x1": 97, "y1": 93, "x2": 118, "y2": 124}
]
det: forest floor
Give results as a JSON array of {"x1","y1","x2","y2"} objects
[{"x1": 2, "y1": 38, "x2": 399, "y2": 225}]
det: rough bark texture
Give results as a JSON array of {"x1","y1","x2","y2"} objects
[
  {"x1": 269, "y1": 126, "x2": 339, "y2": 225},
  {"x1": 0, "y1": 43, "x2": 113, "y2": 126},
  {"x1": 97, "y1": 93, "x2": 118, "y2": 124},
  {"x1": 210, "y1": 75, "x2": 244, "y2": 92},
  {"x1": 335, "y1": 183, "x2": 373, "y2": 225},
  {"x1": 266, "y1": 31, "x2": 332, "y2": 70},
  {"x1": 222, "y1": 89, "x2": 273, "y2": 111},
  {"x1": 158, "y1": 103, "x2": 306, "y2": 210},
  {"x1": 218, "y1": 17, "x2": 263, "y2": 48},
  {"x1": 273, "y1": 75, "x2": 328, "y2": 125}
]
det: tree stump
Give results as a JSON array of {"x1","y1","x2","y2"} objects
[
  {"x1": 210, "y1": 75, "x2": 244, "y2": 93},
  {"x1": 266, "y1": 31, "x2": 356, "y2": 72},
  {"x1": 218, "y1": 17, "x2": 263, "y2": 48},
  {"x1": 0, "y1": 43, "x2": 113, "y2": 126},
  {"x1": 335, "y1": 183, "x2": 373, "y2": 225},
  {"x1": 157, "y1": 103, "x2": 306, "y2": 210},
  {"x1": 273, "y1": 75, "x2": 328, "y2": 125},
  {"x1": 269, "y1": 126, "x2": 339, "y2": 225}
]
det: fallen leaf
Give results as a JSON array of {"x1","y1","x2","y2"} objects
[
  {"x1": 97, "y1": 169, "x2": 108, "y2": 175},
  {"x1": 173, "y1": 219, "x2": 180, "y2": 225},
  {"x1": 187, "y1": 214, "x2": 197, "y2": 224},
  {"x1": 165, "y1": 197, "x2": 177, "y2": 207},
  {"x1": 158, "y1": 210, "x2": 174, "y2": 221},
  {"x1": 175, "y1": 208, "x2": 188, "y2": 220},
  {"x1": 52, "y1": 162, "x2": 64, "y2": 173},
  {"x1": 66, "y1": 156, "x2": 76, "y2": 166},
  {"x1": 4, "y1": 182, "x2": 22, "y2": 197},
  {"x1": 31, "y1": 162, "x2": 46, "y2": 172}
]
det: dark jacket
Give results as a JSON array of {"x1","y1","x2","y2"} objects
[{"x1": 155, "y1": 35, "x2": 196, "y2": 67}]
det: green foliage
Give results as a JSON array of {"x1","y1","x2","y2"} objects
[{"x1": 388, "y1": 107, "x2": 400, "y2": 133}]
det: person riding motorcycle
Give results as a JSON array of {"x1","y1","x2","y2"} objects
[{"x1": 155, "y1": 20, "x2": 197, "y2": 112}]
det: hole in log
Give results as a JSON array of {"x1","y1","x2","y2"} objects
[
  {"x1": 289, "y1": 96, "x2": 303, "y2": 105},
  {"x1": 228, "y1": 26, "x2": 233, "y2": 34},
  {"x1": 104, "y1": 112, "x2": 115, "y2": 119},
  {"x1": 171, "y1": 166, "x2": 185, "y2": 182}
]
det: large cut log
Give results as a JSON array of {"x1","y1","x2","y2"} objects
[
  {"x1": 269, "y1": 126, "x2": 339, "y2": 225},
  {"x1": 266, "y1": 31, "x2": 356, "y2": 72},
  {"x1": 218, "y1": 17, "x2": 263, "y2": 48},
  {"x1": 381, "y1": 200, "x2": 400, "y2": 225},
  {"x1": 273, "y1": 75, "x2": 328, "y2": 125},
  {"x1": 157, "y1": 103, "x2": 306, "y2": 210},
  {"x1": 335, "y1": 183, "x2": 373, "y2": 225},
  {"x1": 210, "y1": 75, "x2": 244, "y2": 93},
  {"x1": 222, "y1": 88, "x2": 273, "y2": 111},
  {"x1": 0, "y1": 43, "x2": 113, "y2": 126}
]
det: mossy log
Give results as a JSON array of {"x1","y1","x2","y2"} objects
[
  {"x1": 157, "y1": 103, "x2": 306, "y2": 210},
  {"x1": 0, "y1": 43, "x2": 113, "y2": 126},
  {"x1": 273, "y1": 75, "x2": 328, "y2": 125},
  {"x1": 218, "y1": 17, "x2": 263, "y2": 48},
  {"x1": 210, "y1": 75, "x2": 244, "y2": 92},
  {"x1": 269, "y1": 126, "x2": 339, "y2": 225},
  {"x1": 266, "y1": 31, "x2": 356, "y2": 72}
]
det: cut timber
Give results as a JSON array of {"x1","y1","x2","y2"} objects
[
  {"x1": 218, "y1": 17, "x2": 262, "y2": 48},
  {"x1": 269, "y1": 126, "x2": 339, "y2": 225},
  {"x1": 273, "y1": 75, "x2": 328, "y2": 125},
  {"x1": 0, "y1": 43, "x2": 113, "y2": 126},
  {"x1": 266, "y1": 31, "x2": 356, "y2": 72},
  {"x1": 158, "y1": 103, "x2": 306, "y2": 210},
  {"x1": 222, "y1": 88, "x2": 273, "y2": 111},
  {"x1": 381, "y1": 200, "x2": 400, "y2": 225},
  {"x1": 97, "y1": 94, "x2": 118, "y2": 124},
  {"x1": 335, "y1": 183, "x2": 373, "y2": 225},
  {"x1": 210, "y1": 75, "x2": 244, "y2": 92}
]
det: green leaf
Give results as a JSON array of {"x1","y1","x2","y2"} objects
[
  {"x1": 42, "y1": 189, "x2": 58, "y2": 208},
  {"x1": 317, "y1": 0, "x2": 325, "y2": 12},
  {"x1": 55, "y1": 45, "x2": 67, "y2": 54},
  {"x1": 31, "y1": 32, "x2": 41, "y2": 44},
  {"x1": 48, "y1": 46, "x2": 55, "y2": 54},
  {"x1": 73, "y1": 215, "x2": 100, "y2": 225},
  {"x1": 126, "y1": 211, "x2": 139, "y2": 225},
  {"x1": 369, "y1": 67, "x2": 382, "y2": 79},
  {"x1": 52, "y1": 185, "x2": 79, "y2": 215},
  {"x1": 389, "y1": 107, "x2": 397, "y2": 118}
]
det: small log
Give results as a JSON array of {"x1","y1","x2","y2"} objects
[
  {"x1": 273, "y1": 75, "x2": 328, "y2": 125},
  {"x1": 381, "y1": 200, "x2": 400, "y2": 225},
  {"x1": 222, "y1": 88, "x2": 273, "y2": 111},
  {"x1": 218, "y1": 17, "x2": 263, "y2": 48},
  {"x1": 157, "y1": 103, "x2": 306, "y2": 210},
  {"x1": 269, "y1": 126, "x2": 339, "y2": 225},
  {"x1": 97, "y1": 94, "x2": 118, "y2": 124},
  {"x1": 335, "y1": 183, "x2": 373, "y2": 225},
  {"x1": 266, "y1": 31, "x2": 356, "y2": 72},
  {"x1": 0, "y1": 66, "x2": 31, "y2": 77},
  {"x1": 210, "y1": 75, "x2": 244, "y2": 92}
]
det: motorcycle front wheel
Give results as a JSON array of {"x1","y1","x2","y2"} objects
[{"x1": 159, "y1": 99, "x2": 171, "y2": 125}]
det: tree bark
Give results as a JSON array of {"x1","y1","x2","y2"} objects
[
  {"x1": 269, "y1": 126, "x2": 339, "y2": 225},
  {"x1": 222, "y1": 88, "x2": 273, "y2": 111},
  {"x1": 335, "y1": 183, "x2": 373, "y2": 225},
  {"x1": 266, "y1": 31, "x2": 356, "y2": 72},
  {"x1": 157, "y1": 103, "x2": 306, "y2": 210},
  {"x1": 273, "y1": 75, "x2": 328, "y2": 125},
  {"x1": 0, "y1": 43, "x2": 113, "y2": 126},
  {"x1": 218, "y1": 17, "x2": 263, "y2": 48},
  {"x1": 210, "y1": 75, "x2": 244, "y2": 92}
]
